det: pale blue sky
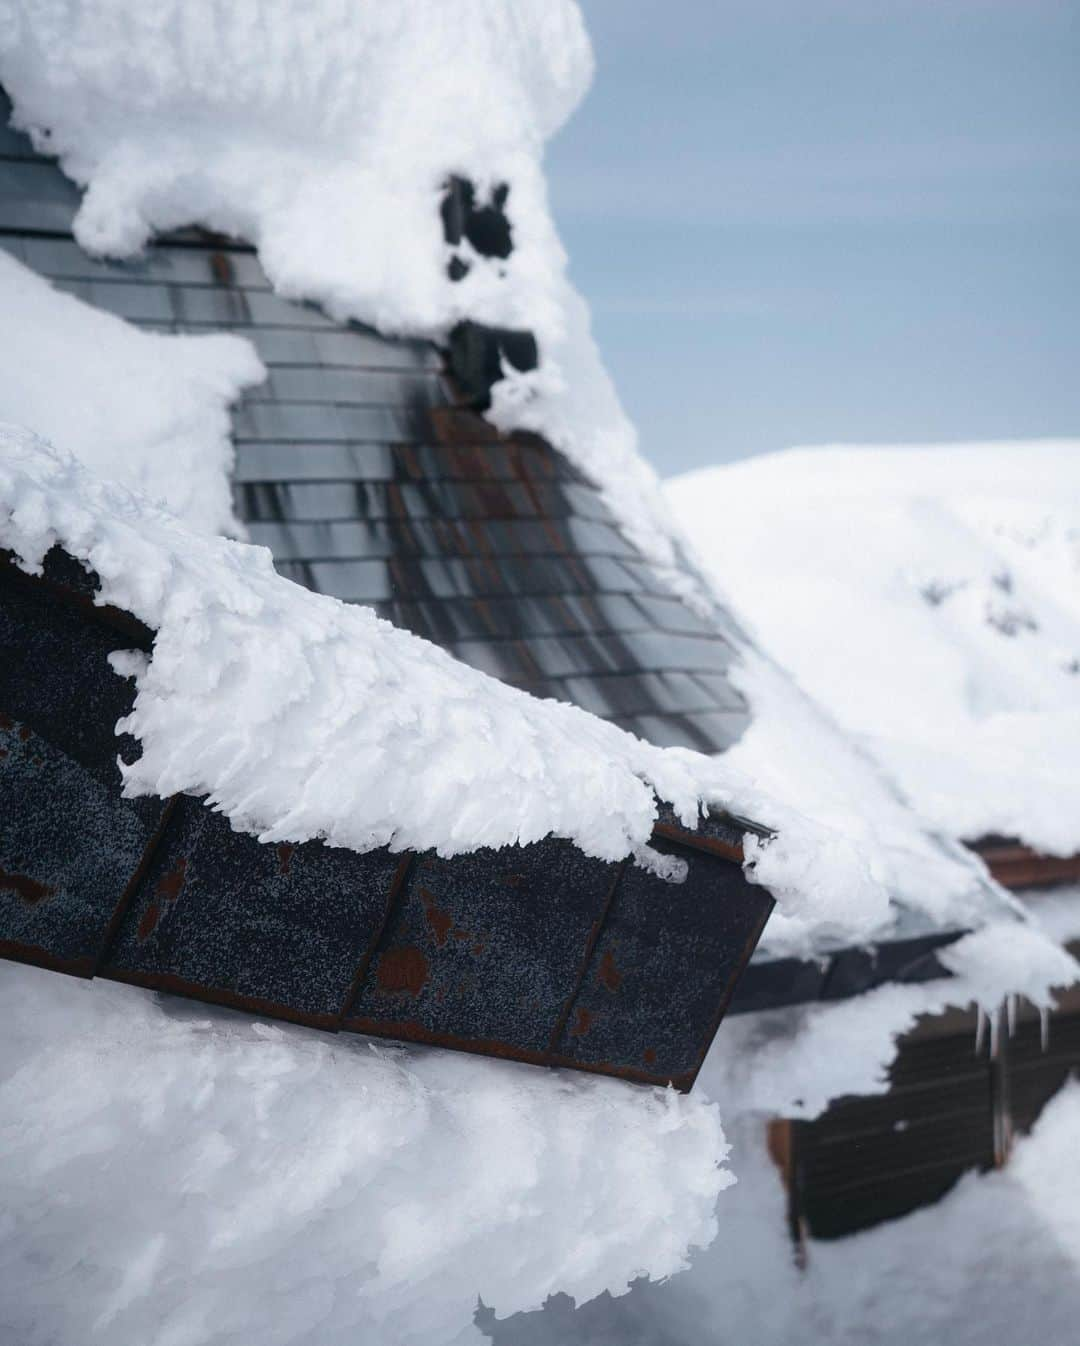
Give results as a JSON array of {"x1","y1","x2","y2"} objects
[{"x1": 545, "y1": 0, "x2": 1079, "y2": 471}]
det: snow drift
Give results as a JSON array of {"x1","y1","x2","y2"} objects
[
  {"x1": 668, "y1": 441, "x2": 1080, "y2": 859},
  {"x1": 484, "y1": 1083, "x2": 1080, "y2": 1346},
  {"x1": 0, "y1": 248, "x2": 263, "y2": 535},
  {"x1": 0, "y1": 961, "x2": 730, "y2": 1346}
]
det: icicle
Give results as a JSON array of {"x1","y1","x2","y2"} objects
[
  {"x1": 1040, "y1": 1005, "x2": 1051, "y2": 1052},
  {"x1": 1007, "y1": 994, "x2": 1018, "y2": 1038},
  {"x1": 989, "y1": 1005, "x2": 1001, "y2": 1060},
  {"x1": 974, "y1": 1005, "x2": 987, "y2": 1056}
]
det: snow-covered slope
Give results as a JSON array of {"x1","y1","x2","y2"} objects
[
  {"x1": 1, "y1": 7, "x2": 1077, "y2": 1343},
  {"x1": 0, "y1": 212, "x2": 1026, "y2": 954},
  {"x1": 668, "y1": 442, "x2": 1080, "y2": 858},
  {"x1": 7, "y1": 433, "x2": 1074, "y2": 1346},
  {"x1": 0, "y1": 249, "x2": 263, "y2": 535}
]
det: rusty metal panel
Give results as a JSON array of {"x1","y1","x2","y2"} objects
[
  {"x1": 101, "y1": 798, "x2": 406, "y2": 1029},
  {"x1": 551, "y1": 835, "x2": 772, "y2": 1089},
  {"x1": 0, "y1": 563, "x2": 169, "y2": 974},
  {"x1": 343, "y1": 844, "x2": 621, "y2": 1057}
]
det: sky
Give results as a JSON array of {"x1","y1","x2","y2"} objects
[{"x1": 545, "y1": 0, "x2": 1080, "y2": 473}]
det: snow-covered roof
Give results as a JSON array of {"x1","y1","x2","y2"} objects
[
  {"x1": 0, "y1": 88, "x2": 1030, "y2": 962},
  {"x1": 668, "y1": 442, "x2": 1080, "y2": 860},
  {"x1": 1, "y1": 6, "x2": 1077, "y2": 1342},
  {"x1": 0, "y1": 159, "x2": 753, "y2": 758}
]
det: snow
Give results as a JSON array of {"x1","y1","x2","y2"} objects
[
  {"x1": 720, "y1": 648, "x2": 1006, "y2": 954},
  {"x1": 0, "y1": 0, "x2": 706, "y2": 609},
  {"x1": 483, "y1": 928, "x2": 1080, "y2": 1346},
  {"x1": 1025, "y1": 884, "x2": 1080, "y2": 947},
  {"x1": 0, "y1": 248, "x2": 263, "y2": 536},
  {"x1": 484, "y1": 1082, "x2": 1080, "y2": 1346},
  {"x1": 667, "y1": 441, "x2": 1080, "y2": 858},
  {"x1": 0, "y1": 960, "x2": 730, "y2": 1346},
  {"x1": 0, "y1": 425, "x2": 894, "y2": 918}
]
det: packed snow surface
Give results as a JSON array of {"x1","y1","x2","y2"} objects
[
  {"x1": 668, "y1": 442, "x2": 1080, "y2": 857},
  {"x1": 0, "y1": 248, "x2": 263, "y2": 535},
  {"x1": 0, "y1": 0, "x2": 702, "y2": 607},
  {"x1": 0, "y1": 961, "x2": 730, "y2": 1346}
]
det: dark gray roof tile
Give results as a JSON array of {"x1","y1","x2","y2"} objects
[
  {"x1": 49, "y1": 275, "x2": 175, "y2": 322},
  {"x1": 0, "y1": 157, "x2": 80, "y2": 232},
  {"x1": 233, "y1": 443, "x2": 397, "y2": 483},
  {"x1": 232, "y1": 400, "x2": 431, "y2": 443}
]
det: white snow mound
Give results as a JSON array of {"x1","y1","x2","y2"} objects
[
  {"x1": 0, "y1": 961, "x2": 730, "y2": 1346},
  {"x1": 0, "y1": 248, "x2": 263, "y2": 535},
  {"x1": 668, "y1": 441, "x2": 1080, "y2": 858}
]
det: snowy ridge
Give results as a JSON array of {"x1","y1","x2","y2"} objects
[
  {"x1": 0, "y1": 249, "x2": 264, "y2": 536},
  {"x1": 0, "y1": 0, "x2": 707, "y2": 608},
  {"x1": 1, "y1": 423, "x2": 960, "y2": 946},
  {"x1": 667, "y1": 441, "x2": 1080, "y2": 858}
]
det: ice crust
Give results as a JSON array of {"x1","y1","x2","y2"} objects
[
  {"x1": 0, "y1": 961, "x2": 730, "y2": 1346},
  {"x1": 0, "y1": 249, "x2": 263, "y2": 536},
  {"x1": 668, "y1": 442, "x2": 1080, "y2": 858}
]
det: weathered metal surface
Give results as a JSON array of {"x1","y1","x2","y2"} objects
[
  {"x1": 344, "y1": 845, "x2": 621, "y2": 1056},
  {"x1": 0, "y1": 548, "x2": 773, "y2": 1088},
  {"x1": 728, "y1": 929, "x2": 966, "y2": 1017},
  {"x1": 103, "y1": 798, "x2": 407, "y2": 1029},
  {"x1": 776, "y1": 986, "x2": 1080, "y2": 1241},
  {"x1": 551, "y1": 836, "x2": 771, "y2": 1088},
  {"x1": 0, "y1": 558, "x2": 169, "y2": 974}
]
